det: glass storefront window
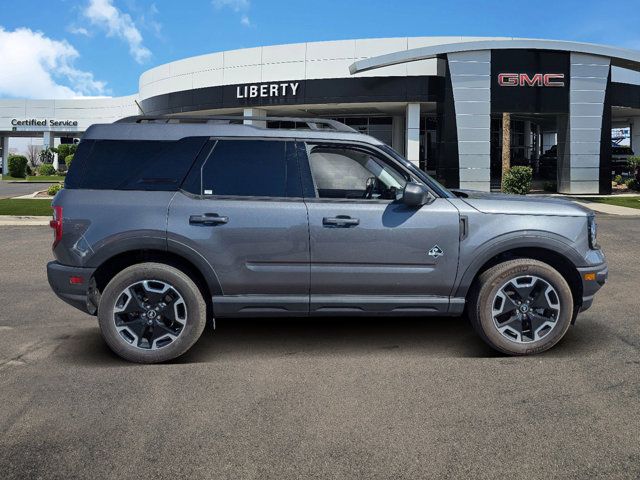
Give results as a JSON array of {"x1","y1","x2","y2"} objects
[{"x1": 328, "y1": 117, "x2": 392, "y2": 144}]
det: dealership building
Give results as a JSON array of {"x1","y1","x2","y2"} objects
[{"x1": 2, "y1": 36, "x2": 640, "y2": 194}]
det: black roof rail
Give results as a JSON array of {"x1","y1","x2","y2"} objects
[{"x1": 115, "y1": 115, "x2": 358, "y2": 133}]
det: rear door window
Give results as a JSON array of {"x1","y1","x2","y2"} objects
[
  {"x1": 65, "y1": 137, "x2": 208, "y2": 190},
  {"x1": 184, "y1": 139, "x2": 301, "y2": 198}
]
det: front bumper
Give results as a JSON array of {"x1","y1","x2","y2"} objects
[
  {"x1": 47, "y1": 261, "x2": 96, "y2": 314},
  {"x1": 577, "y1": 262, "x2": 608, "y2": 312}
]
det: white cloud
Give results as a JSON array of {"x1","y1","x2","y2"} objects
[
  {"x1": 68, "y1": 25, "x2": 90, "y2": 36},
  {"x1": 213, "y1": 0, "x2": 252, "y2": 27},
  {"x1": 212, "y1": 0, "x2": 250, "y2": 12},
  {"x1": 0, "y1": 26, "x2": 108, "y2": 99},
  {"x1": 83, "y1": 0, "x2": 151, "y2": 63}
]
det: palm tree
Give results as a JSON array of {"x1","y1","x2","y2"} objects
[{"x1": 501, "y1": 112, "x2": 511, "y2": 191}]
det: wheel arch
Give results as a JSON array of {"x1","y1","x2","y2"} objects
[
  {"x1": 456, "y1": 244, "x2": 584, "y2": 311},
  {"x1": 90, "y1": 247, "x2": 221, "y2": 323}
]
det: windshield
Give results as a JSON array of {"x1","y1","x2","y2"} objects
[{"x1": 379, "y1": 144, "x2": 454, "y2": 198}]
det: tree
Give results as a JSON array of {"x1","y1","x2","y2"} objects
[
  {"x1": 501, "y1": 112, "x2": 511, "y2": 191},
  {"x1": 628, "y1": 156, "x2": 640, "y2": 182},
  {"x1": 56, "y1": 144, "x2": 77, "y2": 166},
  {"x1": 39, "y1": 147, "x2": 55, "y2": 165},
  {"x1": 26, "y1": 144, "x2": 42, "y2": 167}
]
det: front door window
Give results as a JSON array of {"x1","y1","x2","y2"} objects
[{"x1": 306, "y1": 144, "x2": 408, "y2": 200}]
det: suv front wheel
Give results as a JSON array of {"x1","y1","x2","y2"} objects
[
  {"x1": 468, "y1": 259, "x2": 574, "y2": 355},
  {"x1": 97, "y1": 262, "x2": 207, "y2": 363}
]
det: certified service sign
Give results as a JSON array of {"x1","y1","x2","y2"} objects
[{"x1": 11, "y1": 119, "x2": 79, "y2": 127}]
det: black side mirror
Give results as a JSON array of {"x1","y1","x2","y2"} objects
[{"x1": 402, "y1": 182, "x2": 433, "y2": 207}]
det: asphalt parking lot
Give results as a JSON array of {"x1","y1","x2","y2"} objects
[
  {"x1": 0, "y1": 216, "x2": 638, "y2": 480},
  {"x1": 0, "y1": 181, "x2": 55, "y2": 199}
]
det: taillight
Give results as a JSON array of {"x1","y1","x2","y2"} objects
[{"x1": 50, "y1": 205, "x2": 63, "y2": 247}]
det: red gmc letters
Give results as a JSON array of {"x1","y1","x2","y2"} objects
[{"x1": 498, "y1": 73, "x2": 565, "y2": 87}]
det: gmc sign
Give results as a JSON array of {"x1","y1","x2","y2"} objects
[{"x1": 498, "y1": 73, "x2": 565, "y2": 87}]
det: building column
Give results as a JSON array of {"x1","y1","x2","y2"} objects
[
  {"x1": 405, "y1": 103, "x2": 420, "y2": 166},
  {"x1": 447, "y1": 50, "x2": 491, "y2": 192},
  {"x1": 558, "y1": 53, "x2": 610, "y2": 194},
  {"x1": 243, "y1": 108, "x2": 267, "y2": 128},
  {"x1": 1, "y1": 137, "x2": 9, "y2": 176},
  {"x1": 392, "y1": 115, "x2": 405, "y2": 156}
]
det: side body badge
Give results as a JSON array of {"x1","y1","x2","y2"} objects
[{"x1": 428, "y1": 245, "x2": 444, "y2": 258}]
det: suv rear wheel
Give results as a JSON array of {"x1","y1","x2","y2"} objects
[
  {"x1": 468, "y1": 259, "x2": 574, "y2": 355},
  {"x1": 97, "y1": 262, "x2": 207, "y2": 363}
]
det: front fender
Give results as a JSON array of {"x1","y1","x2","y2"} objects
[{"x1": 453, "y1": 230, "x2": 586, "y2": 298}]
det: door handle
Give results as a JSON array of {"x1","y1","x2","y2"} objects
[
  {"x1": 322, "y1": 215, "x2": 359, "y2": 227},
  {"x1": 189, "y1": 213, "x2": 229, "y2": 226}
]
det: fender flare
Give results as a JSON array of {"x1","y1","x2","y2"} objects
[
  {"x1": 166, "y1": 238, "x2": 223, "y2": 296},
  {"x1": 85, "y1": 232, "x2": 223, "y2": 296},
  {"x1": 453, "y1": 231, "x2": 585, "y2": 298}
]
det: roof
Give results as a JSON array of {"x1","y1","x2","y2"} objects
[
  {"x1": 81, "y1": 121, "x2": 384, "y2": 145},
  {"x1": 350, "y1": 38, "x2": 640, "y2": 75}
]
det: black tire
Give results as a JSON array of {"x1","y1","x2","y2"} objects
[
  {"x1": 468, "y1": 258, "x2": 574, "y2": 355},
  {"x1": 98, "y1": 262, "x2": 207, "y2": 363}
]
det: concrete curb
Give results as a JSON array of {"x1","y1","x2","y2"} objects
[
  {"x1": 11, "y1": 191, "x2": 53, "y2": 200},
  {"x1": 0, "y1": 216, "x2": 50, "y2": 226}
]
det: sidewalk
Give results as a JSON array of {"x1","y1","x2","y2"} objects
[
  {"x1": 568, "y1": 199, "x2": 640, "y2": 216},
  {"x1": 530, "y1": 193, "x2": 640, "y2": 216},
  {"x1": 0, "y1": 216, "x2": 50, "y2": 226}
]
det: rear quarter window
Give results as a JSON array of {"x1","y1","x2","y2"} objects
[{"x1": 64, "y1": 137, "x2": 208, "y2": 190}]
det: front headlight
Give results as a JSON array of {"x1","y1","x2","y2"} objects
[{"x1": 588, "y1": 215, "x2": 598, "y2": 249}]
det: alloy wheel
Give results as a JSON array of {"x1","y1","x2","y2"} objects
[
  {"x1": 491, "y1": 275, "x2": 561, "y2": 343},
  {"x1": 113, "y1": 280, "x2": 187, "y2": 350}
]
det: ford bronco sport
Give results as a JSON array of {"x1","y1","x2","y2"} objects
[{"x1": 47, "y1": 116, "x2": 608, "y2": 363}]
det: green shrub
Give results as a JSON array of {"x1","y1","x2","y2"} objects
[
  {"x1": 628, "y1": 156, "x2": 640, "y2": 170},
  {"x1": 7, "y1": 155, "x2": 28, "y2": 178},
  {"x1": 56, "y1": 143, "x2": 78, "y2": 162},
  {"x1": 502, "y1": 166, "x2": 533, "y2": 195},
  {"x1": 543, "y1": 181, "x2": 557, "y2": 192},
  {"x1": 65, "y1": 154, "x2": 74, "y2": 169},
  {"x1": 47, "y1": 184, "x2": 63, "y2": 196},
  {"x1": 624, "y1": 178, "x2": 639, "y2": 190},
  {"x1": 38, "y1": 163, "x2": 56, "y2": 176},
  {"x1": 613, "y1": 174, "x2": 623, "y2": 185},
  {"x1": 26, "y1": 165, "x2": 33, "y2": 176}
]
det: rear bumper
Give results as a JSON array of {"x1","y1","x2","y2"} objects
[
  {"x1": 47, "y1": 261, "x2": 96, "y2": 314},
  {"x1": 577, "y1": 262, "x2": 608, "y2": 312}
]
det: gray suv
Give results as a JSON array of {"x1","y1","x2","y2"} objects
[{"x1": 47, "y1": 116, "x2": 608, "y2": 363}]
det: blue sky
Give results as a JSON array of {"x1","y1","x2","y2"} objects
[{"x1": 1, "y1": 0, "x2": 639, "y2": 98}]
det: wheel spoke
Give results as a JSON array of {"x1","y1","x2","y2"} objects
[
  {"x1": 494, "y1": 311, "x2": 519, "y2": 327},
  {"x1": 141, "y1": 280, "x2": 169, "y2": 304},
  {"x1": 502, "y1": 283, "x2": 524, "y2": 303},
  {"x1": 513, "y1": 278, "x2": 542, "y2": 302},
  {"x1": 528, "y1": 311, "x2": 554, "y2": 333},
  {"x1": 520, "y1": 316, "x2": 534, "y2": 341}
]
